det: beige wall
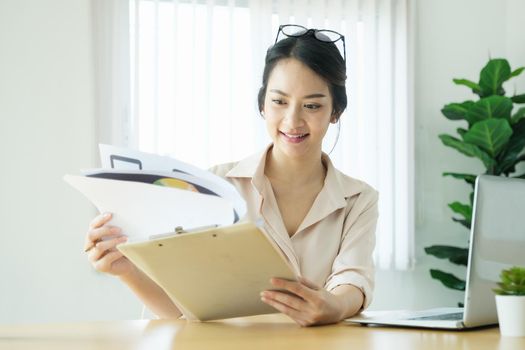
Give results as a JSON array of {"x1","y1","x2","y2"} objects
[{"x1": 0, "y1": 0, "x2": 141, "y2": 323}]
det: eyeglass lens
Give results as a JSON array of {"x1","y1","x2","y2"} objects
[{"x1": 281, "y1": 25, "x2": 342, "y2": 43}]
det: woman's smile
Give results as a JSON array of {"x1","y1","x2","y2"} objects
[{"x1": 279, "y1": 131, "x2": 310, "y2": 143}]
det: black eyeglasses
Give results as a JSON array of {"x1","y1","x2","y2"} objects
[{"x1": 274, "y1": 24, "x2": 346, "y2": 62}]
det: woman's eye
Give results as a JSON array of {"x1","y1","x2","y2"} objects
[
  {"x1": 272, "y1": 99, "x2": 285, "y2": 105},
  {"x1": 305, "y1": 104, "x2": 321, "y2": 110}
]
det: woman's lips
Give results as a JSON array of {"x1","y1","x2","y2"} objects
[{"x1": 280, "y1": 131, "x2": 309, "y2": 143}]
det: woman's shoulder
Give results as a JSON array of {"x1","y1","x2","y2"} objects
[{"x1": 334, "y1": 169, "x2": 379, "y2": 203}]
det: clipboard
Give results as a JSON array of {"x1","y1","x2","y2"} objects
[{"x1": 117, "y1": 222, "x2": 298, "y2": 321}]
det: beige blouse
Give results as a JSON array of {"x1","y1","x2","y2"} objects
[{"x1": 209, "y1": 145, "x2": 379, "y2": 309}]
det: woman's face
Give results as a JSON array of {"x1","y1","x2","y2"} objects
[{"x1": 263, "y1": 58, "x2": 336, "y2": 161}]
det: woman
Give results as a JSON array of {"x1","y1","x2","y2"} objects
[{"x1": 84, "y1": 25, "x2": 379, "y2": 327}]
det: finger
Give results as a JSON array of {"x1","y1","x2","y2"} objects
[
  {"x1": 93, "y1": 251, "x2": 126, "y2": 273},
  {"x1": 89, "y1": 212, "x2": 113, "y2": 230},
  {"x1": 261, "y1": 290, "x2": 306, "y2": 311},
  {"x1": 88, "y1": 236, "x2": 127, "y2": 263},
  {"x1": 270, "y1": 278, "x2": 316, "y2": 301},
  {"x1": 261, "y1": 295, "x2": 308, "y2": 325},
  {"x1": 85, "y1": 226, "x2": 122, "y2": 250}
]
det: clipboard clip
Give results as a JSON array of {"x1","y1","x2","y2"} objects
[{"x1": 149, "y1": 224, "x2": 219, "y2": 240}]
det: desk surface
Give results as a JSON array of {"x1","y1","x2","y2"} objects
[{"x1": 0, "y1": 314, "x2": 523, "y2": 350}]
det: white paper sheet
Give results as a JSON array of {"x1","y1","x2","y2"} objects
[
  {"x1": 98, "y1": 144, "x2": 246, "y2": 220},
  {"x1": 64, "y1": 175, "x2": 236, "y2": 241}
]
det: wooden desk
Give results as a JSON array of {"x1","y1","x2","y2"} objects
[{"x1": 0, "y1": 314, "x2": 523, "y2": 350}]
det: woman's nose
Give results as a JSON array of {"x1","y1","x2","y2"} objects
[{"x1": 283, "y1": 104, "x2": 304, "y2": 128}]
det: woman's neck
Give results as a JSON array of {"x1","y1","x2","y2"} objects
[{"x1": 264, "y1": 146, "x2": 326, "y2": 187}]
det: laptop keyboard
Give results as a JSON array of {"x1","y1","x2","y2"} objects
[{"x1": 407, "y1": 312, "x2": 464, "y2": 321}]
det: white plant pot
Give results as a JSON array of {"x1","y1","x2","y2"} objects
[{"x1": 496, "y1": 295, "x2": 525, "y2": 337}]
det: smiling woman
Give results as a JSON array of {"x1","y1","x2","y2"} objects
[
  {"x1": 93, "y1": 0, "x2": 413, "y2": 274},
  {"x1": 86, "y1": 25, "x2": 380, "y2": 326}
]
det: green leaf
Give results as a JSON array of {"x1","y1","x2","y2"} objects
[
  {"x1": 430, "y1": 269, "x2": 466, "y2": 291},
  {"x1": 479, "y1": 58, "x2": 511, "y2": 96},
  {"x1": 457, "y1": 128, "x2": 468, "y2": 139},
  {"x1": 448, "y1": 201, "x2": 472, "y2": 222},
  {"x1": 511, "y1": 107, "x2": 525, "y2": 124},
  {"x1": 424, "y1": 245, "x2": 468, "y2": 266},
  {"x1": 439, "y1": 134, "x2": 496, "y2": 169},
  {"x1": 466, "y1": 96, "x2": 513, "y2": 123},
  {"x1": 497, "y1": 119, "x2": 525, "y2": 173},
  {"x1": 443, "y1": 172, "x2": 476, "y2": 185},
  {"x1": 512, "y1": 94, "x2": 525, "y2": 104},
  {"x1": 510, "y1": 67, "x2": 525, "y2": 78},
  {"x1": 441, "y1": 101, "x2": 475, "y2": 123},
  {"x1": 453, "y1": 79, "x2": 482, "y2": 95},
  {"x1": 463, "y1": 119, "x2": 513, "y2": 158},
  {"x1": 494, "y1": 266, "x2": 525, "y2": 296},
  {"x1": 452, "y1": 217, "x2": 471, "y2": 229}
]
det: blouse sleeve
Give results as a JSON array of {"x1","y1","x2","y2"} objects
[{"x1": 324, "y1": 187, "x2": 379, "y2": 309}]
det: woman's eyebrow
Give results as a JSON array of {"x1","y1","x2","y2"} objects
[{"x1": 269, "y1": 89, "x2": 327, "y2": 99}]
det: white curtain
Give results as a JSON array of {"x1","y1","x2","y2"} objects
[{"x1": 93, "y1": 0, "x2": 415, "y2": 270}]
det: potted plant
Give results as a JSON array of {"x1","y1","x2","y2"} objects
[
  {"x1": 424, "y1": 58, "x2": 525, "y2": 302},
  {"x1": 494, "y1": 266, "x2": 525, "y2": 336}
]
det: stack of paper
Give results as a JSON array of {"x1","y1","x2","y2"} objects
[{"x1": 64, "y1": 144, "x2": 247, "y2": 241}]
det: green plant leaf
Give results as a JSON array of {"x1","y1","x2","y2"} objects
[
  {"x1": 430, "y1": 269, "x2": 466, "y2": 291},
  {"x1": 511, "y1": 107, "x2": 525, "y2": 124},
  {"x1": 443, "y1": 172, "x2": 476, "y2": 185},
  {"x1": 494, "y1": 266, "x2": 525, "y2": 296},
  {"x1": 452, "y1": 79, "x2": 482, "y2": 95},
  {"x1": 479, "y1": 58, "x2": 511, "y2": 96},
  {"x1": 452, "y1": 217, "x2": 471, "y2": 229},
  {"x1": 441, "y1": 101, "x2": 475, "y2": 123},
  {"x1": 497, "y1": 118, "x2": 525, "y2": 174},
  {"x1": 425, "y1": 245, "x2": 468, "y2": 266},
  {"x1": 439, "y1": 134, "x2": 496, "y2": 169},
  {"x1": 457, "y1": 128, "x2": 468, "y2": 139},
  {"x1": 510, "y1": 67, "x2": 525, "y2": 78},
  {"x1": 512, "y1": 94, "x2": 525, "y2": 104},
  {"x1": 466, "y1": 96, "x2": 513, "y2": 123},
  {"x1": 463, "y1": 118, "x2": 513, "y2": 158},
  {"x1": 448, "y1": 201, "x2": 472, "y2": 222}
]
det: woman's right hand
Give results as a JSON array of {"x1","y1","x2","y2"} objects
[{"x1": 84, "y1": 212, "x2": 134, "y2": 277}]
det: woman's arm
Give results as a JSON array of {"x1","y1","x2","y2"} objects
[
  {"x1": 86, "y1": 213, "x2": 182, "y2": 319},
  {"x1": 118, "y1": 267, "x2": 182, "y2": 319},
  {"x1": 260, "y1": 277, "x2": 364, "y2": 326},
  {"x1": 331, "y1": 284, "x2": 365, "y2": 319}
]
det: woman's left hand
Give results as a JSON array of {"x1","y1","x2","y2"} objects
[{"x1": 260, "y1": 277, "x2": 344, "y2": 326}]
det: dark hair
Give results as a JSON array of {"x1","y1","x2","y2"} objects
[{"x1": 257, "y1": 33, "x2": 347, "y2": 121}]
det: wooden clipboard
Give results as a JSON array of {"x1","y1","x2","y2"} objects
[{"x1": 117, "y1": 222, "x2": 298, "y2": 321}]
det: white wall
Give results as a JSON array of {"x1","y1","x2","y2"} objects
[
  {"x1": 1, "y1": 0, "x2": 524, "y2": 324},
  {"x1": 0, "y1": 0, "x2": 141, "y2": 324},
  {"x1": 370, "y1": 0, "x2": 525, "y2": 311}
]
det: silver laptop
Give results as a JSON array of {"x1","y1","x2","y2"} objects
[{"x1": 346, "y1": 175, "x2": 525, "y2": 329}]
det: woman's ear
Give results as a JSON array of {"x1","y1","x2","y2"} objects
[{"x1": 331, "y1": 113, "x2": 341, "y2": 124}]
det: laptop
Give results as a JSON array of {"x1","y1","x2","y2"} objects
[{"x1": 346, "y1": 175, "x2": 525, "y2": 329}]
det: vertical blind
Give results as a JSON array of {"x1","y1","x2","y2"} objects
[{"x1": 93, "y1": 0, "x2": 414, "y2": 270}]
